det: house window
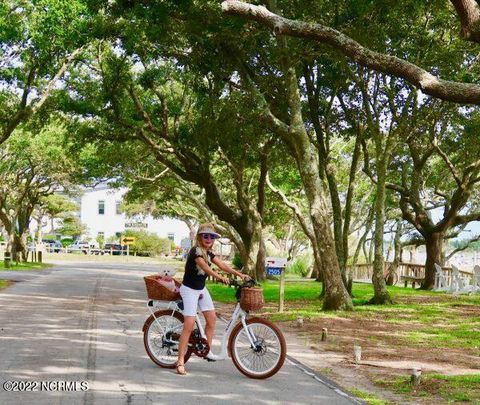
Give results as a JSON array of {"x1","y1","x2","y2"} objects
[
  {"x1": 116, "y1": 201, "x2": 122, "y2": 215},
  {"x1": 98, "y1": 200, "x2": 105, "y2": 215},
  {"x1": 167, "y1": 233, "x2": 175, "y2": 241}
]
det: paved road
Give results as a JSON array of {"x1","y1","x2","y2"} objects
[{"x1": 0, "y1": 263, "x2": 360, "y2": 404}]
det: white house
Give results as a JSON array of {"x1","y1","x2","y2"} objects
[
  {"x1": 29, "y1": 185, "x2": 189, "y2": 246},
  {"x1": 79, "y1": 185, "x2": 189, "y2": 245}
]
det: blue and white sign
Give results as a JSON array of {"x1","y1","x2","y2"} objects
[
  {"x1": 266, "y1": 267, "x2": 283, "y2": 276},
  {"x1": 265, "y1": 257, "x2": 287, "y2": 276}
]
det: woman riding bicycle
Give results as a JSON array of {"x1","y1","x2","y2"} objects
[{"x1": 176, "y1": 223, "x2": 250, "y2": 375}]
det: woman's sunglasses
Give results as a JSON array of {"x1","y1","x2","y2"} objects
[{"x1": 201, "y1": 234, "x2": 218, "y2": 240}]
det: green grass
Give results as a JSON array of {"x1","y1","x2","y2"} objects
[
  {"x1": 376, "y1": 374, "x2": 480, "y2": 402},
  {"x1": 0, "y1": 280, "x2": 9, "y2": 290},
  {"x1": 0, "y1": 261, "x2": 52, "y2": 271},
  {"x1": 207, "y1": 279, "x2": 324, "y2": 303},
  {"x1": 209, "y1": 279, "x2": 480, "y2": 403},
  {"x1": 207, "y1": 280, "x2": 480, "y2": 350},
  {"x1": 348, "y1": 388, "x2": 390, "y2": 405},
  {"x1": 405, "y1": 323, "x2": 480, "y2": 349}
]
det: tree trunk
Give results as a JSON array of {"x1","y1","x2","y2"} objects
[
  {"x1": 237, "y1": 221, "x2": 265, "y2": 281},
  {"x1": 326, "y1": 168, "x2": 351, "y2": 294},
  {"x1": 325, "y1": 168, "x2": 346, "y2": 272},
  {"x1": 297, "y1": 145, "x2": 353, "y2": 310},
  {"x1": 12, "y1": 233, "x2": 28, "y2": 262},
  {"x1": 369, "y1": 157, "x2": 393, "y2": 304},
  {"x1": 367, "y1": 239, "x2": 374, "y2": 263},
  {"x1": 307, "y1": 261, "x2": 318, "y2": 278},
  {"x1": 387, "y1": 220, "x2": 403, "y2": 285},
  {"x1": 422, "y1": 232, "x2": 444, "y2": 289},
  {"x1": 353, "y1": 207, "x2": 374, "y2": 266},
  {"x1": 36, "y1": 214, "x2": 44, "y2": 243},
  {"x1": 255, "y1": 238, "x2": 266, "y2": 281},
  {"x1": 342, "y1": 134, "x2": 362, "y2": 295}
]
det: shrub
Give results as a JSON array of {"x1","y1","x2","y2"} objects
[
  {"x1": 124, "y1": 230, "x2": 173, "y2": 256},
  {"x1": 96, "y1": 235, "x2": 105, "y2": 249},
  {"x1": 60, "y1": 238, "x2": 73, "y2": 247},
  {"x1": 286, "y1": 256, "x2": 311, "y2": 277},
  {"x1": 232, "y1": 253, "x2": 243, "y2": 269}
]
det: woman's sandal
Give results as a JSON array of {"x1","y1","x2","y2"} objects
[{"x1": 176, "y1": 363, "x2": 187, "y2": 375}]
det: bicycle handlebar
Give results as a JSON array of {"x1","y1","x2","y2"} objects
[{"x1": 229, "y1": 278, "x2": 258, "y2": 288}]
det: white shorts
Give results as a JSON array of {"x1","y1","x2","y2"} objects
[{"x1": 179, "y1": 284, "x2": 215, "y2": 317}]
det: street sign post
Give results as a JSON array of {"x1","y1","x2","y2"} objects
[
  {"x1": 121, "y1": 237, "x2": 135, "y2": 262},
  {"x1": 265, "y1": 257, "x2": 288, "y2": 313}
]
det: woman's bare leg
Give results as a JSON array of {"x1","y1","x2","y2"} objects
[
  {"x1": 203, "y1": 310, "x2": 217, "y2": 348},
  {"x1": 177, "y1": 316, "x2": 195, "y2": 369}
]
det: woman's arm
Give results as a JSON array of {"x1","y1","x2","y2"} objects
[
  {"x1": 212, "y1": 256, "x2": 250, "y2": 280},
  {"x1": 195, "y1": 257, "x2": 229, "y2": 284}
]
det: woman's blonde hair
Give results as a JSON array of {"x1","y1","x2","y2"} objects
[{"x1": 194, "y1": 223, "x2": 217, "y2": 262}]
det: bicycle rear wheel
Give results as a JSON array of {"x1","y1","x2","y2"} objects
[
  {"x1": 143, "y1": 310, "x2": 191, "y2": 368},
  {"x1": 229, "y1": 317, "x2": 286, "y2": 379}
]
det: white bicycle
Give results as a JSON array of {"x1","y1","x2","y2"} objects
[{"x1": 142, "y1": 279, "x2": 287, "y2": 379}]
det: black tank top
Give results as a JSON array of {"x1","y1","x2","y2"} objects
[{"x1": 182, "y1": 247, "x2": 215, "y2": 290}]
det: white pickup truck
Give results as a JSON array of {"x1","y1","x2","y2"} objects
[{"x1": 68, "y1": 241, "x2": 98, "y2": 253}]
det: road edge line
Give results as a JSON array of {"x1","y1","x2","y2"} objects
[{"x1": 286, "y1": 354, "x2": 365, "y2": 405}]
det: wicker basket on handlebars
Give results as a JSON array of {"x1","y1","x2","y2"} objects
[
  {"x1": 240, "y1": 287, "x2": 264, "y2": 312},
  {"x1": 144, "y1": 275, "x2": 181, "y2": 301}
]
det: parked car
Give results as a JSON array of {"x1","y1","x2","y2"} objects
[
  {"x1": 42, "y1": 239, "x2": 62, "y2": 253},
  {"x1": 68, "y1": 241, "x2": 94, "y2": 254},
  {"x1": 104, "y1": 243, "x2": 127, "y2": 255}
]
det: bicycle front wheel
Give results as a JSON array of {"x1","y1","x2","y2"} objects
[
  {"x1": 229, "y1": 317, "x2": 286, "y2": 379},
  {"x1": 143, "y1": 310, "x2": 191, "y2": 368}
]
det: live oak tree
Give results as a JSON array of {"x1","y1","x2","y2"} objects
[
  {"x1": 221, "y1": 1, "x2": 355, "y2": 309},
  {"x1": 57, "y1": 213, "x2": 86, "y2": 240},
  {"x1": 386, "y1": 102, "x2": 480, "y2": 289},
  {"x1": 51, "y1": 2, "x2": 475, "y2": 307},
  {"x1": 110, "y1": 0, "x2": 359, "y2": 308},
  {"x1": 0, "y1": 0, "x2": 91, "y2": 145},
  {"x1": 64, "y1": 46, "x2": 275, "y2": 279},
  {"x1": 32, "y1": 194, "x2": 78, "y2": 242},
  {"x1": 0, "y1": 121, "x2": 78, "y2": 260},
  {"x1": 221, "y1": 0, "x2": 480, "y2": 299},
  {"x1": 37, "y1": 194, "x2": 78, "y2": 237},
  {"x1": 119, "y1": 165, "x2": 262, "y2": 269},
  {"x1": 296, "y1": 55, "x2": 364, "y2": 293}
]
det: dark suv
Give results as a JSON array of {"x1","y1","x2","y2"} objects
[{"x1": 104, "y1": 244, "x2": 127, "y2": 255}]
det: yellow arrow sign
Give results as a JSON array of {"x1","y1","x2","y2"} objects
[{"x1": 121, "y1": 237, "x2": 136, "y2": 245}]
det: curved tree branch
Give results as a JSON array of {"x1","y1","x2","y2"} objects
[{"x1": 222, "y1": 1, "x2": 480, "y2": 105}]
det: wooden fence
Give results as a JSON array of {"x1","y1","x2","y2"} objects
[{"x1": 347, "y1": 262, "x2": 473, "y2": 285}]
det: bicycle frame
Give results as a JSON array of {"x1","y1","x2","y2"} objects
[{"x1": 147, "y1": 299, "x2": 257, "y2": 360}]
